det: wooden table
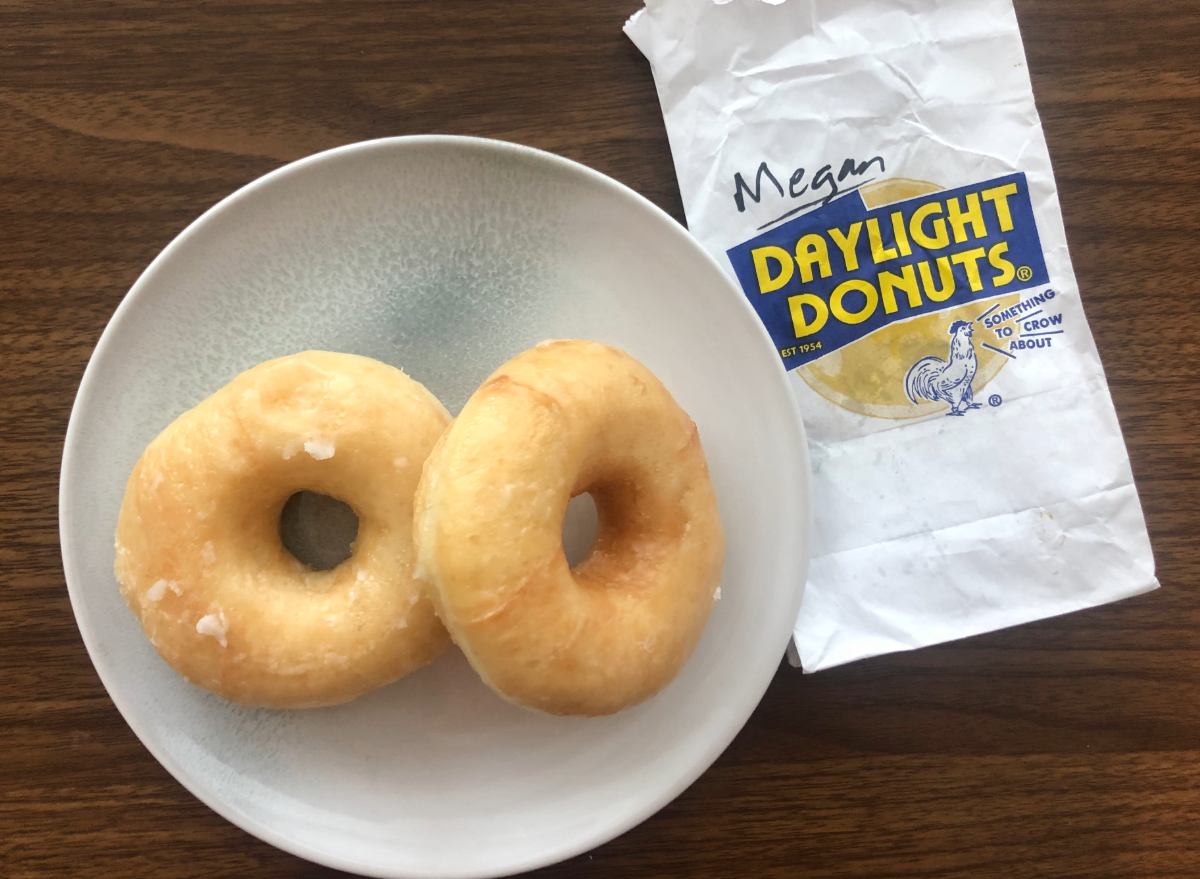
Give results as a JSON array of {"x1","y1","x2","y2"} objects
[{"x1": 3, "y1": 1, "x2": 1197, "y2": 876}]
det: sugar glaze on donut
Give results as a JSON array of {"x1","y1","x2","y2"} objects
[
  {"x1": 114, "y1": 351, "x2": 452, "y2": 708},
  {"x1": 413, "y1": 340, "x2": 725, "y2": 716}
]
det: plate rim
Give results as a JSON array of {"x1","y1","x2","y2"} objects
[{"x1": 58, "y1": 134, "x2": 811, "y2": 878}]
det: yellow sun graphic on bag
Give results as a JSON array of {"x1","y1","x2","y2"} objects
[
  {"x1": 726, "y1": 175, "x2": 1051, "y2": 421},
  {"x1": 796, "y1": 180, "x2": 1019, "y2": 419}
]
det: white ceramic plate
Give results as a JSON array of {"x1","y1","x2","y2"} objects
[{"x1": 59, "y1": 136, "x2": 810, "y2": 878}]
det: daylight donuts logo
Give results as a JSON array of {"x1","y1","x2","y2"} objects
[{"x1": 727, "y1": 173, "x2": 1054, "y2": 419}]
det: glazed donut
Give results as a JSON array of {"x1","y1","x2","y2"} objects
[
  {"x1": 413, "y1": 340, "x2": 724, "y2": 716},
  {"x1": 114, "y1": 351, "x2": 452, "y2": 708}
]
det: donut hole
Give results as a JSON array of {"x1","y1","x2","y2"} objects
[
  {"x1": 279, "y1": 490, "x2": 359, "y2": 571},
  {"x1": 561, "y1": 491, "x2": 599, "y2": 569}
]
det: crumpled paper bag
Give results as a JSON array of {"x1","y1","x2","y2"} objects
[{"x1": 626, "y1": 0, "x2": 1158, "y2": 671}]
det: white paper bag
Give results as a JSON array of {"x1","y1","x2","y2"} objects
[{"x1": 626, "y1": 0, "x2": 1158, "y2": 671}]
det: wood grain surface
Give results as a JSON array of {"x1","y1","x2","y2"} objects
[{"x1": 2, "y1": 1, "x2": 1198, "y2": 876}]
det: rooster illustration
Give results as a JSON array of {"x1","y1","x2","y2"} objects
[{"x1": 904, "y1": 320, "x2": 982, "y2": 416}]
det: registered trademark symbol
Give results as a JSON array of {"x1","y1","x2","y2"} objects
[
  {"x1": 989, "y1": 395, "x2": 1003, "y2": 407},
  {"x1": 1016, "y1": 266, "x2": 1034, "y2": 282}
]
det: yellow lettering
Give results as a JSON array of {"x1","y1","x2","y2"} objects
[
  {"x1": 982, "y1": 183, "x2": 1019, "y2": 232},
  {"x1": 794, "y1": 234, "x2": 832, "y2": 284},
  {"x1": 950, "y1": 247, "x2": 988, "y2": 291},
  {"x1": 988, "y1": 241, "x2": 1016, "y2": 286},
  {"x1": 910, "y1": 202, "x2": 949, "y2": 250},
  {"x1": 788, "y1": 293, "x2": 829, "y2": 338},
  {"x1": 866, "y1": 218, "x2": 898, "y2": 264},
  {"x1": 751, "y1": 246, "x2": 794, "y2": 294},
  {"x1": 828, "y1": 223, "x2": 862, "y2": 272},
  {"x1": 919, "y1": 257, "x2": 956, "y2": 302},
  {"x1": 879, "y1": 265, "x2": 922, "y2": 314},
  {"x1": 947, "y1": 193, "x2": 988, "y2": 243},
  {"x1": 952, "y1": 248, "x2": 988, "y2": 292},
  {"x1": 830, "y1": 279, "x2": 878, "y2": 325},
  {"x1": 890, "y1": 211, "x2": 912, "y2": 257}
]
